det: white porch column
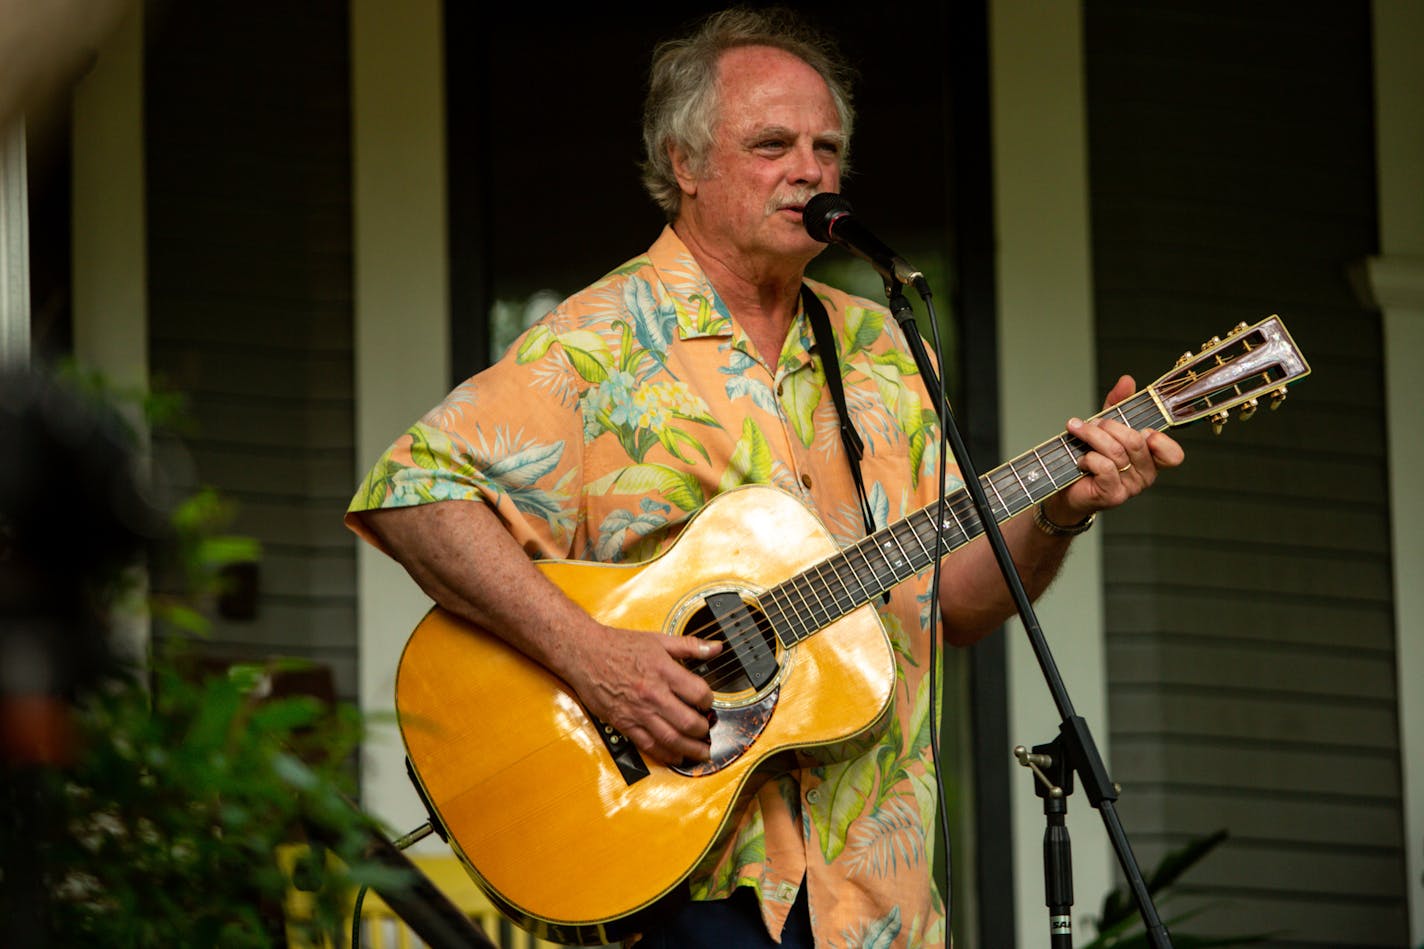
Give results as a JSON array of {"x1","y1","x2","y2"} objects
[
  {"x1": 991, "y1": 2, "x2": 1112, "y2": 944},
  {"x1": 350, "y1": 0, "x2": 450, "y2": 835},
  {"x1": 1366, "y1": 6, "x2": 1424, "y2": 941},
  {"x1": 0, "y1": 120, "x2": 28, "y2": 365}
]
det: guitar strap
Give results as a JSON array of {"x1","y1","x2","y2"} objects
[{"x1": 800, "y1": 284, "x2": 877, "y2": 539}]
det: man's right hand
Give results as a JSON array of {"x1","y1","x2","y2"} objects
[
  {"x1": 562, "y1": 625, "x2": 725, "y2": 766},
  {"x1": 359, "y1": 500, "x2": 725, "y2": 767}
]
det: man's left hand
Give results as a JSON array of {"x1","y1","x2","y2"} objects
[{"x1": 1042, "y1": 374, "x2": 1186, "y2": 527}]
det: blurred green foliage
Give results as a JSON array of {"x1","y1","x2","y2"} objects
[
  {"x1": 1, "y1": 367, "x2": 405, "y2": 946},
  {"x1": 1082, "y1": 830, "x2": 1273, "y2": 949}
]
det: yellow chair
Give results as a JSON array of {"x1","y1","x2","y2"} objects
[{"x1": 282, "y1": 847, "x2": 564, "y2": 949}]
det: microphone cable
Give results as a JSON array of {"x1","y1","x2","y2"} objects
[{"x1": 914, "y1": 281, "x2": 957, "y2": 929}]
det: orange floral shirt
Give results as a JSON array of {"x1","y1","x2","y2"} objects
[{"x1": 348, "y1": 227, "x2": 959, "y2": 947}]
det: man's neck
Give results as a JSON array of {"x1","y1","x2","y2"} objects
[{"x1": 673, "y1": 223, "x2": 807, "y2": 365}]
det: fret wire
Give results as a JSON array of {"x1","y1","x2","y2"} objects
[
  {"x1": 824, "y1": 553, "x2": 860, "y2": 612},
  {"x1": 782, "y1": 576, "x2": 819, "y2": 641},
  {"x1": 858, "y1": 538, "x2": 895, "y2": 596},
  {"x1": 891, "y1": 518, "x2": 931, "y2": 574},
  {"x1": 763, "y1": 595, "x2": 790, "y2": 645},
  {"x1": 920, "y1": 507, "x2": 947, "y2": 558},
  {"x1": 772, "y1": 587, "x2": 811, "y2": 645},
  {"x1": 943, "y1": 493, "x2": 971, "y2": 535},
  {"x1": 927, "y1": 507, "x2": 961, "y2": 559},
  {"x1": 804, "y1": 564, "x2": 839, "y2": 628},
  {"x1": 903, "y1": 512, "x2": 935, "y2": 563},
  {"x1": 848, "y1": 538, "x2": 891, "y2": 598},
  {"x1": 881, "y1": 525, "x2": 915, "y2": 582},
  {"x1": 1004, "y1": 461, "x2": 1037, "y2": 507},
  {"x1": 1030, "y1": 446, "x2": 1060, "y2": 488},
  {"x1": 984, "y1": 473, "x2": 1010, "y2": 522}
]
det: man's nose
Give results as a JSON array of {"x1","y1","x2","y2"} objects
[{"x1": 788, "y1": 141, "x2": 825, "y2": 187}]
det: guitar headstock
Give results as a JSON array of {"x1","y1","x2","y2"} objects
[{"x1": 1148, "y1": 315, "x2": 1310, "y2": 433}]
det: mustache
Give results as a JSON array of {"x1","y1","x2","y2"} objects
[{"x1": 767, "y1": 188, "x2": 822, "y2": 214}]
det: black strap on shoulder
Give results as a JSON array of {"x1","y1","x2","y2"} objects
[{"x1": 800, "y1": 284, "x2": 877, "y2": 538}]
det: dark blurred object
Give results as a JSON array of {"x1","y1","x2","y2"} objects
[
  {"x1": 0, "y1": 368, "x2": 158, "y2": 724},
  {"x1": 0, "y1": 367, "x2": 159, "y2": 949}
]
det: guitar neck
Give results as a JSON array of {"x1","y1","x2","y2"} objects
[{"x1": 764, "y1": 390, "x2": 1168, "y2": 645}]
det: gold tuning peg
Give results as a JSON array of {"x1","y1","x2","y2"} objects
[
  {"x1": 1269, "y1": 388, "x2": 1288, "y2": 410},
  {"x1": 1199, "y1": 335, "x2": 1222, "y2": 353},
  {"x1": 1238, "y1": 398, "x2": 1259, "y2": 421},
  {"x1": 1228, "y1": 322, "x2": 1249, "y2": 336},
  {"x1": 1211, "y1": 410, "x2": 1230, "y2": 434},
  {"x1": 1175, "y1": 350, "x2": 1194, "y2": 368}
]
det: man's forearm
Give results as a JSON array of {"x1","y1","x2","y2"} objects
[
  {"x1": 359, "y1": 500, "x2": 603, "y2": 680},
  {"x1": 936, "y1": 510, "x2": 1074, "y2": 646}
]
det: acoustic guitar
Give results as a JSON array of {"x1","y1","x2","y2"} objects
[{"x1": 394, "y1": 316, "x2": 1310, "y2": 945}]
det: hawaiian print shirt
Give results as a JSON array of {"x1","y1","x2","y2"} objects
[{"x1": 347, "y1": 227, "x2": 961, "y2": 947}]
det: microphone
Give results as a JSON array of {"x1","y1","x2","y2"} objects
[{"x1": 803, "y1": 193, "x2": 927, "y2": 292}]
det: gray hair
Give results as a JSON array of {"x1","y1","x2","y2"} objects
[{"x1": 640, "y1": 7, "x2": 856, "y2": 220}]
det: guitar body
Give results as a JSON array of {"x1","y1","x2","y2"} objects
[{"x1": 396, "y1": 484, "x2": 897, "y2": 944}]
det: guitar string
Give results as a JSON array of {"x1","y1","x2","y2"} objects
[
  {"x1": 683, "y1": 360, "x2": 1275, "y2": 690},
  {"x1": 687, "y1": 390, "x2": 1175, "y2": 690}
]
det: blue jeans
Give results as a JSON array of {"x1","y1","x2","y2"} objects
[{"x1": 637, "y1": 883, "x2": 812, "y2": 948}]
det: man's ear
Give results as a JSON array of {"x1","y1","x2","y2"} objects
[{"x1": 669, "y1": 143, "x2": 699, "y2": 198}]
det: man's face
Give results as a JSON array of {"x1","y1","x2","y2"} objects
[{"x1": 674, "y1": 45, "x2": 845, "y2": 276}]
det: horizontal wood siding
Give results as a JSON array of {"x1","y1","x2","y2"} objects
[
  {"x1": 144, "y1": 1, "x2": 357, "y2": 701},
  {"x1": 1085, "y1": 2, "x2": 1404, "y2": 945}
]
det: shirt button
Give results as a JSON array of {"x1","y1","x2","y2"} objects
[
  {"x1": 806, "y1": 787, "x2": 822, "y2": 805},
  {"x1": 801, "y1": 474, "x2": 813, "y2": 489}
]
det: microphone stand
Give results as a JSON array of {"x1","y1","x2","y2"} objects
[{"x1": 883, "y1": 280, "x2": 1171, "y2": 948}]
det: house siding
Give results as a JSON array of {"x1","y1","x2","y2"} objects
[
  {"x1": 144, "y1": 1, "x2": 358, "y2": 700},
  {"x1": 1085, "y1": 2, "x2": 1405, "y2": 945}
]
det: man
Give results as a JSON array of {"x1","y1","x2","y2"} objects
[{"x1": 347, "y1": 8, "x2": 1183, "y2": 947}]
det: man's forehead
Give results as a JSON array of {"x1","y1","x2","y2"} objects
[
  {"x1": 716, "y1": 45, "x2": 830, "y2": 94},
  {"x1": 713, "y1": 45, "x2": 840, "y2": 125}
]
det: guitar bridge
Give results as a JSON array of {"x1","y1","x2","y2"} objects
[{"x1": 591, "y1": 715, "x2": 649, "y2": 786}]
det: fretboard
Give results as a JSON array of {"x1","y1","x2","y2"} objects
[{"x1": 757, "y1": 390, "x2": 1168, "y2": 645}]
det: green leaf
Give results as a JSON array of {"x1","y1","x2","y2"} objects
[
  {"x1": 406, "y1": 426, "x2": 443, "y2": 472},
  {"x1": 870, "y1": 349, "x2": 918, "y2": 376},
  {"x1": 250, "y1": 696, "x2": 324, "y2": 733},
  {"x1": 780, "y1": 366, "x2": 823, "y2": 448},
  {"x1": 585, "y1": 464, "x2": 706, "y2": 512},
  {"x1": 656, "y1": 425, "x2": 711, "y2": 466},
  {"x1": 270, "y1": 751, "x2": 320, "y2": 792},
  {"x1": 196, "y1": 535, "x2": 262, "y2": 569},
  {"x1": 812, "y1": 758, "x2": 878, "y2": 862},
  {"x1": 515, "y1": 324, "x2": 557, "y2": 363},
  {"x1": 718, "y1": 417, "x2": 773, "y2": 493},
  {"x1": 846, "y1": 305, "x2": 885, "y2": 353},
  {"x1": 1098, "y1": 829, "x2": 1229, "y2": 930},
  {"x1": 554, "y1": 329, "x2": 613, "y2": 382}
]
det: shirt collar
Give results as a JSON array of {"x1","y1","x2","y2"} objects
[
  {"x1": 646, "y1": 227, "x2": 816, "y2": 369},
  {"x1": 646, "y1": 226, "x2": 736, "y2": 341}
]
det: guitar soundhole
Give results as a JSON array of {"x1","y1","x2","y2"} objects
[{"x1": 682, "y1": 594, "x2": 780, "y2": 697}]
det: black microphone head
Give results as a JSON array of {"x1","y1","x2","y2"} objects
[{"x1": 803, "y1": 192, "x2": 853, "y2": 243}]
